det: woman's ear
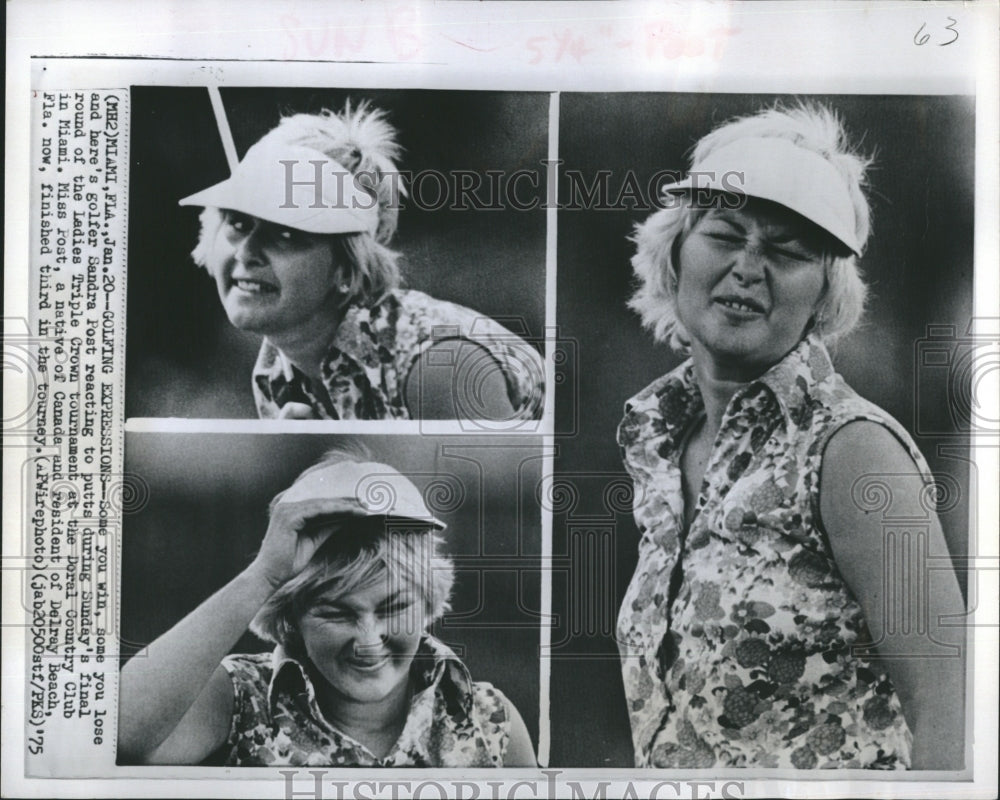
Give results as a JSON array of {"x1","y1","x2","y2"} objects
[
  {"x1": 422, "y1": 591, "x2": 441, "y2": 629},
  {"x1": 274, "y1": 612, "x2": 303, "y2": 650},
  {"x1": 805, "y1": 264, "x2": 832, "y2": 335},
  {"x1": 670, "y1": 236, "x2": 685, "y2": 277},
  {"x1": 811, "y1": 283, "x2": 831, "y2": 334},
  {"x1": 326, "y1": 239, "x2": 359, "y2": 308}
]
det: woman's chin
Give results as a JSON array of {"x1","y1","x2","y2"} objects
[
  {"x1": 222, "y1": 304, "x2": 279, "y2": 336},
  {"x1": 318, "y1": 659, "x2": 410, "y2": 706},
  {"x1": 696, "y1": 340, "x2": 789, "y2": 379},
  {"x1": 333, "y1": 675, "x2": 402, "y2": 705}
]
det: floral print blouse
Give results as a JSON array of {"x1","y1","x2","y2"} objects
[
  {"x1": 617, "y1": 336, "x2": 932, "y2": 769},
  {"x1": 219, "y1": 634, "x2": 513, "y2": 767},
  {"x1": 252, "y1": 289, "x2": 544, "y2": 420}
]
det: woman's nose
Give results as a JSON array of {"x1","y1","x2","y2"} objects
[
  {"x1": 731, "y1": 243, "x2": 767, "y2": 284},
  {"x1": 353, "y1": 614, "x2": 387, "y2": 648},
  {"x1": 233, "y1": 222, "x2": 265, "y2": 265}
]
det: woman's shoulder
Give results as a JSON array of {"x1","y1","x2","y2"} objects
[
  {"x1": 388, "y1": 289, "x2": 544, "y2": 418},
  {"x1": 806, "y1": 373, "x2": 930, "y2": 476},
  {"x1": 390, "y1": 289, "x2": 534, "y2": 349},
  {"x1": 466, "y1": 682, "x2": 538, "y2": 767},
  {"x1": 219, "y1": 651, "x2": 273, "y2": 694},
  {"x1": 617, "y1": 360, "x2": 696, "y2": 457},
  {"x1": 468, "y1": 680, "x2": 510, "y2": 721},
  {"x1": 623, "y1": 360, "x2": 693, "y2": 411},
  {"x1": 769, "y1": 340, "x2": 924, "y2": 460},
  {"x1": 391, "y1": 288, "x2": 479, "y2": 327},
  {"x1": 467, "y1": 681, "x2": 515, "y2": 763}
]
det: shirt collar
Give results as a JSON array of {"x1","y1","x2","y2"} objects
[
  {"x1": 620, "y1": 358, "x2": 703, "y2": 456},
  {"x1": 750, "y1": 334, "x2": 835, "y2": 424},
  {"x1": 253, "y1": 293, "x2": 402, "y2": 394},
  {"x1": 266, "y1": 633, "x2": 475, "y2": 730},
  {"x1": 622, "y1": 335, "x2": 835, "y2": 453},
  {"x1": 326, "y1": 293, "x2": 401, "y2": 370}
]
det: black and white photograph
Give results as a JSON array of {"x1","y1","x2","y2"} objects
[
  {"x1": 118, "y1": 432, "x2": 544, "y2": 767},
  {"x1": 552, "y1": 93, "x2": 974, "y2": 770},
  {"x1": 6, "y1": 3, "x2": 998, "y2": 799},
  {"x1": 125, "y1": 88, "x2": 548, "y2": 422}
]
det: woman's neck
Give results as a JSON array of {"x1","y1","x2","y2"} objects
[
  {"x1": 313, "y1": 676, "x2": 413, "y2": 759},
  {"x1": 268, "y1": 307, "x2": 345, "y2": 384},
  {"x1": 690, "y1": 354, "x2": 753, "y2": 437}
]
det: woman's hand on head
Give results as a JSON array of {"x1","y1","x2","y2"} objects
[{"x1": 250, "y1": 497, "x2": 352, "y2": 590}]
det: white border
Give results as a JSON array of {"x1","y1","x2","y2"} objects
[{"x1": 5, "y1": 2, "x2": 998, "y2": 798}]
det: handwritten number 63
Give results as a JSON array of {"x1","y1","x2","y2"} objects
[{"x1": 914, "y1": 18, "x2": 959, "y2": 46}]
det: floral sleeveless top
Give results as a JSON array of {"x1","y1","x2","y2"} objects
[
  {"x1": 616, "y1": 336, "x2": 931, "y2": 769},
  {"x1": 219, "y1": 635, "x2": 512, "y2": 767},
  {"x1": 252, "y1": 289, "x2": 544, "y2": 420}
]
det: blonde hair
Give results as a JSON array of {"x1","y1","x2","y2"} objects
[
  {"x1": 249, "y1": 521, "x2": 454, "y2": 651},
  {"x1": 192, "y1": 100, "x2": 405, "y2": 308},
  {"x1": 629, "y1": 102, "x2": 873, "y2": 352},
  {"x1": 251, "y1": 445, "x2": 453, "y2": 650}
]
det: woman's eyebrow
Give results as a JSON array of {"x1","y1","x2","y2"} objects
[
  {"x1": 766, "y1": 227, "x2": 813, "y2": 245},
  {"x1": 378, "y1": 591, "x2": 415, "y2": 608},
  {"x1": 312, "y1": 599, "x2": 352, "y2": 612},
  {"x1": 703, "y1": 212, "x2": 745, "y2": 231}
]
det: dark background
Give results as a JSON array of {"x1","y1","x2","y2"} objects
[
  {"x1": 120, "y1": 433, "x2": 545, "y2": 757},
  {"x1": 125, "y1": 87, "x2": 548, "y2": 418},
  {"x1": 551, "y1": 93, "x2": 975, "y2": 767}
]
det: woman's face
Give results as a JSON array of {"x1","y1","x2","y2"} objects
[
  {"x1": 675, "y1": 199, "x2": 829, "y2": 379},
  {"x1": 206, "y1": 209, "x2": 341, "y2": 339},
  {"x1": 297, "y1": 577, "x2": 427, "y2": 706}
]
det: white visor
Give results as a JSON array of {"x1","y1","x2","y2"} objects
[
  {"x1": 179, "y1": 134, "x2": 380, "y2": 235},
  {"x1": 279, "y1": 460, "x2": 446, "y2": 530},
  {"x1": 660, "y1": 137, "x2": 863, "y2": 257}
]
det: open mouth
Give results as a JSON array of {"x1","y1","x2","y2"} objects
[
  {"x1": 232, "y1": 278, "x2": 278, "y2": 294},
  {"x1": 715, "y1": 296, "x2": 765, "y2": 314}
]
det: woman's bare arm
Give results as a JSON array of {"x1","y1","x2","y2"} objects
[
  {"x1": 118, "y1": 570, "x2": 275, "y2": 763},
  {"x1": 502, "y1": 697, "x2": 537, "y2": 767},
  {"x1": 404, "y1": 340, "x2": 517, "y2": 420},
  {"x1": 820, "y1": 421, "x2": 966, "y2": 770}
]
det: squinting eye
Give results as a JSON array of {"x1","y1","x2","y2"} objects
[
  {"x1": 705, "y1": 232, "x2": 742, "y2": 244},
  {"x1": 383, "y1": 601, "x2": 414, "y2": 617},
  {"x1": 772, "y1": 246, "x2": 813, "y2": 262},
  {"x1": 316, "y1": 609, "x2": 351, "y2": 622}
]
